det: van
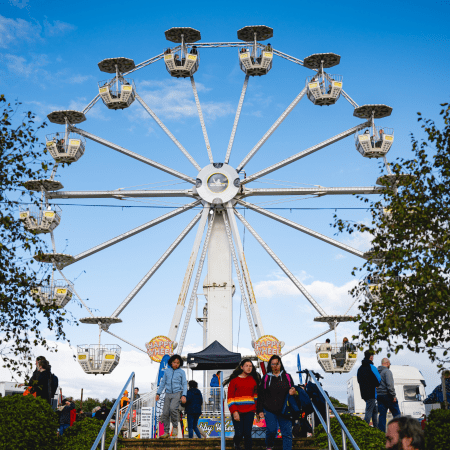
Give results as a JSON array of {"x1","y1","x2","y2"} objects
[
  {"x1": 0, "y1": 381, "x2": 25, "y2": 397},
  {"x1": 347, "y1": 365, "x2": 426, "y2": 420}
]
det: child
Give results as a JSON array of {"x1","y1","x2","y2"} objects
[
  {"x1": 155, "y1": 354, "x2": 187, "y2": 439},
  {"x1": 185, "y1": 380, "x2": 203, "y2": 438}
]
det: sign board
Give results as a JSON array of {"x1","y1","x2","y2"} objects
[
  {"x1": 145, "y1": 336, "x2": 174, "y2": 362},
  {"x1": 254, "y1": 335, "x2": 282, "y2": 362},
  {"x1": 141, "y1": 407, "x2": 153, "y2": 439}
]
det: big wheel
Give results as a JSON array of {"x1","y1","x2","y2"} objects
[{"x1": 24, "y1": 25, "x2": 396, "y2": 376}]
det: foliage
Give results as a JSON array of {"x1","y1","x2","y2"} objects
[
  {"x1": 315, "y1": 414, "x2": 385, "y2": 450},
  {"x1": 333, "y1": 103, "x2": 450, "y2": 370},
  {"x1": 58, "y1": 417, "x2": 121, "y2": 450},
  {"x1": 73, "y1": 397, "x2": 116, "y2": 413},
  {"x1": 425, "y1": 409, "x2": 450, "y2": 450},
  {"x1": 0, "y1": 94, "x2": 70, "y2": 377},
  {"x1": 0, "y1": 395, "x2": 59, "y2": 450},
  {"x1": 329, "y1": 396, "x2": 348, "y2": 408}
]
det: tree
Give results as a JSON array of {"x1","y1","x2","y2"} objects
[
  {"x1": 333, "y1": 103, "x2": 450, "y2": 371},
  {"x1": 0, "y1": 95, "x2": 68, "y2": 377}
]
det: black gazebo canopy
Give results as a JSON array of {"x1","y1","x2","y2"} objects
[{"x1": 187, "y1": 340, "x2": 241, "y2": 370}]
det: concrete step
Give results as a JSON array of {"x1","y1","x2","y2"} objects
[{"x1": 120, "y1": 437, "x2": 318, "y2": 449}]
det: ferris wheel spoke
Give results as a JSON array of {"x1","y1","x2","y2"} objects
[
  {"x1": 48, "y1": 189, "x2": 196, "y2": 199},
  {"x1": 70, "y1": 126, "x2": 196, "y2": 184},
  {"x1": 124, "y1": 50, "x2": 178, "y2": 75},
  {"x1": 226, "y1": 202, "x2": 265, "y2": 337},
  {"x1": 281, "y1": 327, "x2": 333, "y2": 357},
  {"x1": 272, "y1": 48, "x2": 304, "y2": 66},
  {"x1": 236, "y1": 199, "x2": 366, "y2": 259},
  {"x1": 71, "y1": 200, "x2": 201, "y2": 264},
  {"x1": 135, "y1": 93, "x2": 202, "y2": 171},
  {"x1": 340, "y1": 90, "x2": 359, "y2": 108},
  {"x1": 103, "y1": 329, "x2": 147, "y2": 353},
  {"x1": 223, "y1": 209, "x2": 257, "y2": 342},
  {"x1": 111, "y1": 211, "x2": 202, "y2": 318},
  {"x1": 190, "y1": 76, "x2": 213, "y2": 164},
  {"x1": 82, "y1": 94, "x2": 101, "y2": 114},
  {"x1": 236, "y1": 87, "x2": 307, "y2": 172},
  {"x1": 224, "y1": 75, "x2": 250, "y2": 164},
  {"x1": 242, "y1": 122, "x2": 370, "y2": 185},
  {"x1": 242, "y1": 186, "x2": 384, "y2": 198},
  {"x1": 168, "y1": 203, "x2": 210, "y2": 342},
  {"x1": 177, "y1": 209, "x2": 216, "y2": 354},
  {"x1": 234, "y1": 208, "x2": 327, "y2": 317}
]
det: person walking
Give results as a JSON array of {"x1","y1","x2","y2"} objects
[
  {"x1": 377, "y1": 357, "x2": 401, "y2": 432},
  {"x1": 224, "y1": 359, "x2": 260, "y2": 450},
  {"x1": 357, "y1": 350, "x2": 381, "y2": 427},
  {"x1": 257, "y1": 355, "x2": 296, "y2": 450},
  {"x1": 185, "y1": 380, "x2": 203, "y2": 439},
  {"x1": 58, "y1": 398, "x2": 75, "y2": 436},
  {"x1": 155, "y1": 354, "x2": 187, "y2": 439},
  {"x1": 120, "y1": 390, "x2": 130, "y2": 408}
]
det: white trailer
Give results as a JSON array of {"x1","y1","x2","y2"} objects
[
  {"x1": 0, "y1": 381, "x2": 25, "y2": 397},
  {"x1": 347, "y1": 365, "x2": 426, "y2": 420}
]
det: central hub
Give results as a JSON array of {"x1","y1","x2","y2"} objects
[{"x1": 195, "y1": 163, "x2": 240, "y2": 204}]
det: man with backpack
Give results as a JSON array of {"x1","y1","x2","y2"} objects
[{"x1": 357, "y1": 350, "x2": 381, "y2": 427}]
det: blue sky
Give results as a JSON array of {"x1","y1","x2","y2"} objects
[{"x1": 1, "y1": 0, "x2": 449, "y2": 401}]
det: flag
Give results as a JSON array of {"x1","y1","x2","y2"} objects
[{"x1": 297, "y1": 353, "x2": 302, "y2": 384}]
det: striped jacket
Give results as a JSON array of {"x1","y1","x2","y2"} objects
[{"x1": 227, "y1": 375, "x2": 258, "y2": 414}]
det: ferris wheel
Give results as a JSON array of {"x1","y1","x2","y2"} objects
[{"x1": 23, "y1": 25, "x2": 397, "y2": 376}]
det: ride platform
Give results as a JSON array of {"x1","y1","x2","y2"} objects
[{"x1": 120, "y1": 437, "x2": 318, "y2": 449}]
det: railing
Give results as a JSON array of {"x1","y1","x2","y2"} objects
[
  {"x1": 91, "y1": 372, "x2": 135, "y2": 450},
  {"x1": 97, "y1": 78, "x2": 135, "y2": 96},
  {"x1": 306, "y1": 74, "x2": 343, "y2": 94},
  {"x1": 306, "y1": 369, "x2": 360, "y2": 450}
]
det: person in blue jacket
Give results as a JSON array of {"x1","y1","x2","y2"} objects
[
  {"x1": 156, "y1": 354, "x2": 187, "y2": 439},
  {"x1": 185, "y1": 380, "x2": 204, "y2": 438},
  {"x1": 357, "y1": 350, "x2": 381, "y2": 428}
]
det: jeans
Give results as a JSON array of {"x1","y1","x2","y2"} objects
[
  {"x1": 377, "y1": 395, "x2": 401, "y2": 432},
  {"x1": 264, "y1": 409, "x2": 293, "y2": 450},
  {"x1": 231, "y1": 411, "x2": 254, "y2": 450},
  {"x1": 59, "y1": 423, "x2": 70, "y2": 436},
  {"x1": 187, "y1": 413, "x2": 202, "y2": 438},
  {"x1": 364, "y1": 398, "x2": 378, "y2": 428}
]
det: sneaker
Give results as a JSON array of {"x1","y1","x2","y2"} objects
[
  {"x1": 159, "y1": 432, "x2": 169, "y2": 439},
  {"x1": 171, "y1": 428, "x2": 178, "y2": 438}
]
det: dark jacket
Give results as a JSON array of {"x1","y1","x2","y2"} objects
[
  {"x1": 185, "y1": 387, "x2": 203, "y2": 414},
  {"x1": 95, "y1": 405, "x2": 111, "y2": 421},
  {"x1": 257, "y1": 371, "x2": 294, "y2": 415},
  {"x1": 31, "y1": 370, "x2": 51, "y2": 403},
  {"x1": 377, "y1": 365, "x2": 396, "y2": 397},
  {"x1": 357, "y1": 358, "x2": 381, "y2": 401},
  {"x1": 424, "y1": 378, "x2": 450, "y2": 405},
  {"x1": 59, "y1": 402, "x2": 75, "y2": 424}
]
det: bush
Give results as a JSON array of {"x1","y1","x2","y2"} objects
[
  {"x1": 59, "y1": 417, "x2": 121, "y2": 450},
  {"x1": 0, "y1": 395, "x2": 59, "y2": 450},
  {"x1": 315, "y1": 414, "x2": 385, "y2": 450},
  {"x1": 425, "y1": 409, "x2": 450, "y2": 450}
]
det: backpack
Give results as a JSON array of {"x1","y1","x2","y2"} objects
[
  {"x1": 294, "y1": 387, "x2": 314, "y2": 416},
  {"x1": 281, "y1": 393, "x2": 301, "y2": 420},
  {"x1": 50, "y1": 373, "x2": 58, "y2": 397}
]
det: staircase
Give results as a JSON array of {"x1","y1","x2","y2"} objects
[{"x1": 120, "y1": 437, "x2": 318, "y2": 449}]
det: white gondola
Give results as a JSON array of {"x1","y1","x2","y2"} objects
[
  {"x1": 355, "y1": 126, "x2": 394, "y2": 158},
  {"x1": 364, "y1": 274, "x2": 381, "y2": 301},
  {"x1": 31, "y1": 279, "x2": 74, "y2": 308},
  {"x1": 237, "y1": 25, "x2": 273, "y2": 77},
  {"x1": 304, "y1": 53, "x2": 342, "y2": 106},
  {"x1": 315, "y1": 343, "x2": 358, "y2": 374},
  {"x1": 98, "y1": 57, "x2": 136, "y2": 110},
  {"x1": 45, "y1": 132, "x2": 86, "y2": 163},
  {"x1": 19, "y1": 205, "x2": 61, "y2": 234},
  {"x1": 77, "y1": 344, "x2": 121, "y2": 375},
  {"x1": 164, "y1": 27, "x2": 201, "y2": 78}
]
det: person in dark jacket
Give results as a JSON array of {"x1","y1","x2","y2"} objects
[
  {"x1": 377, "y1": 358, "x2": 400, "y2": 432},
  {"x1": 95, "y1": 404, "x2": 111, "y2": 421},
  {"x1": 257, "y1": 355, "x2": 296, "y2": 450},
  {"x1": 357, "y1": 350, "x2": 381, "y2": 427},
  {"x1": 31, "y1": 359, "x2": 51, "y2": 403},
  {"x1": 19, "y1": 356, "x2": 47, "y2": 391},
  {"x1": 185, "y1": 380, "x2": 203, "y2": 438},
  {"x1": 423, "y1": 370, "x2": 450, "y2": 407},
  {"x1": 58, "y1": 398, "x2": 75, "y2": 436}
]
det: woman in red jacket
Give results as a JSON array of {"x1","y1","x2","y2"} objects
[{"x1": 224, "y1": 359, "x2": 261, "y2": 450}]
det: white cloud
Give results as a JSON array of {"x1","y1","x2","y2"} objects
[
  {"x1": 0, "y1": 15, "x2": 42, "y2": 48},
  {"x1": 43, "y1": 19, "x2": 76, "y2": 36},
  {"x1": 138, "y1": 79, "x2": 234, "y2": 121},
  {"x1": 9, "y1": 0, "x2": 30, "y2": 10},
  {"x1": 343, "y1": 229, "x2": 373, "y2": 252}
]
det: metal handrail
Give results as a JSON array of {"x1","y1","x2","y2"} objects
[
  {"x1": 91, "y1": 372, "x2": 135, "y2": 450},
  {"x1": 307, "y1": 369, "x2": 360, "y2": 450}
]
